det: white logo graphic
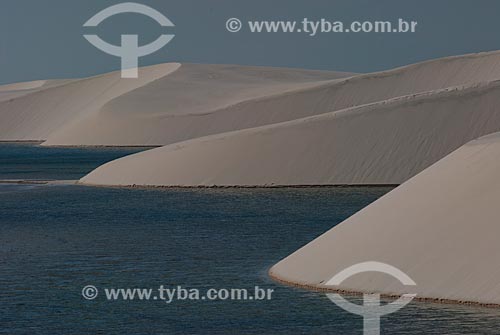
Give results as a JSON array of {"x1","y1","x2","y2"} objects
[
  {"x1": 326, "y1": 262, "x2": 416, "y2": 335},
  {"x1": 83, "y1": 2, "x2": 175, "y2": 78}
]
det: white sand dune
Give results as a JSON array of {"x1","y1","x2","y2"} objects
[
  {"x1": 269, "y1": 131, "x2": 500, "y2": 305},
  {"x1": 5, "y1": 50, "x2": 500, "y2": 186},
  {"x1": 79, "y1": 79, "x2": 500, "y2": 186},
  {"x1": 0, "y1": 63, "x2": 348, "y2": 144},
  {"x1": 42, "y1": 64, "x2": 351, "y2": 146},
  {"x1": 0, "y1": 79, "x2": 75, "y2": 102},
  {"x1": 43, "y1": 51, "x2": 500, "y2": 146},
  {"x1": 0, "y1": 64, "x2": 180, "y2": 141},
  {"x1": 0, "y1": 80, "x2": 47, "y2": 92},
  {"x1": 3, "y1": 51, "x2": 500, "y2": 147}
]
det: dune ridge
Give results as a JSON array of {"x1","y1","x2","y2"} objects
[
  {"x1": 44, "y1": 50, "x2": 500, "y2": 146},
  {"x1": 42, "y1": 64, "x2": 352, "y2": 146},
  {"x1": 0, "y1": 63, "x2": 350, "y2": 144},
  {"x1": 268, "y1": 131, "x2": 500, "y2": 305},
  {"x1": 3, "y1": 51, "x2": 500, "y2": 148}
]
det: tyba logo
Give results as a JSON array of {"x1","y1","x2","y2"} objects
[{"x1": 83, "y1": 2, "x2": 175, "y2": 78}]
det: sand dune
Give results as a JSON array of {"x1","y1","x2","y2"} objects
[
  {"x1": 0, "y1": 80, "x2": 47, "y2": 92},
  {"x1": 0, "y1": 63, "x2": 348, "y2": 144},
  {"x1": 0, "y1": 64, "x2": 180, "y2": 141},
  {"x1": 268, "y1": 132, "x2": 500, "y2": 305},
  {"x1": 5, "y1": 51, "x2": 500, "y2": 186},
  {"x1": 3, "y1": 51, "x2": 500, "y2": 147},
  {"x1": 42, "y1": 64, "x2": 351, "y2": 146},
  {"x1": 79, "y1": 79, "x2": 500, "y2": 186},
  {"x1": 43, "y1": 51, "x2": 500, "y2": 146},
  {"x1": 0, "y1": 79, "x2": 75, "y2": 102}
]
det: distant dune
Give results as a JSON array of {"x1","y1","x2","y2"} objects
[
  {"x1": 45, "y1": 51, "x2": 500, "y2": 146},
  {"x1": 269, "y1": 132, "x2": 500, "y2": 305},
  {"x1": 42, "y1": 64, "x2": 351, "y2": 146},
  {"x1": 0, "y1": 64, "x2": 349, "y2": 144},
  {"x1": 0, "y1": 80, "x2": 47, "y2": 91},
  {"x1": 0, "y1": 79, "x2": 75, "y2": 103},
  {"x1": 0, "y1": 64, "x2": 180, "y2": 141},
  {"x1": 4, "y1": 51, "x2": 500, "y2": 147}
]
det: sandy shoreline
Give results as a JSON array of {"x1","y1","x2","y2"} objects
[
  {"x1": 268, "y1": 270, "x2": 500, "y2": 309},
  {"x1": 0, "y1": 140, "x2": 44, "y2": 143},
  {"x1": 77, "y1": 182, "x2": 397, "y2": 189},
  {"x1": 0, "y1": 180, "x2": 77, "y2": 185}
]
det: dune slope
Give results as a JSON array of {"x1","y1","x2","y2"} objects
[
  {"x1": 0, "y1": 79, "x2": 76, "y2": 102},
  {"x1": 269, "y1": 131, "x2": 500, "y2": 305},
  {"x1": 0, "y1": 64, "x2": 180, "y2": 141},
  {"x1": 80, "y1": 80, "x2": 500, "y2": 186},
  {"x1": 42, "y1": 64, "x2": 351, "y2": 146},
  {"x1": 45, "y1": 51, "x2": 500, "y2": 146}
]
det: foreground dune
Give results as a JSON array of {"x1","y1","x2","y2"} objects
[
  {"x1": 44, "y1": 50, "x2": 500, "y2": 146},
  {"x1": 80, "y1": 79, "x2": 500, "y2": 186},
  {"x1": 269, "y1": 132, "x2": 500, "y2": 305}
]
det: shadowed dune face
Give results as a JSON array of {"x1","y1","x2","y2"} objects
[
  {"x1": 268, "y1": 132, "x2": 500, "y2": 305},
  {"x1": 43, "y1": 51, "x2": 500, "y2": 146}
]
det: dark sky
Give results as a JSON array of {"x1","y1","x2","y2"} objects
[{"x1": 1, "y1": 0, "x2": 500, "y2": 84}]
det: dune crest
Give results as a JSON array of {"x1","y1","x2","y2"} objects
[
  {"x1": 42, "y1": 64, "x2": 352, "y2": 146},
  {"x1": 269, "y1": 132, "x2": 500, "y2": 305},
  {"x1": 44, "y1": 50, "x2": 500, "y2": 146}
]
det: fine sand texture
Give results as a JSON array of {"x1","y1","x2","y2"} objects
[
  {"x1": 44, "y1": 51, "x2": 500, "y2": 146},
  {"x1": 80, "y1": 79, "x2": 500, "y2": 186},
  {"x1": 269, "y1": 132, "x2": 500, "y2": 305}
]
